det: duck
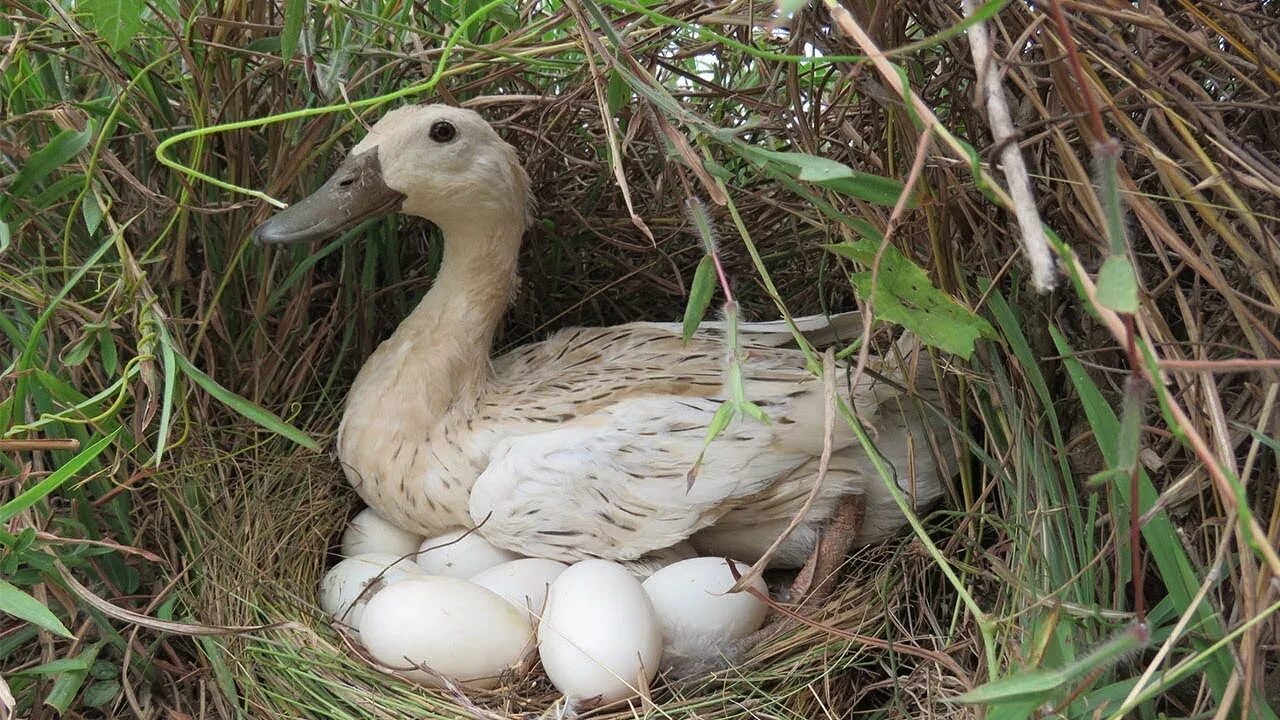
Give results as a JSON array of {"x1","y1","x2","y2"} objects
[{"x1": 253, "y1": 104, "x2": 952, "y2": 586}]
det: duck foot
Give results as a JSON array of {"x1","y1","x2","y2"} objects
[{"x1": 732, "y1": 494, "x2": 867, "y2": 657}]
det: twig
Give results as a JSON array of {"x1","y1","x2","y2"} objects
[
  {"x1": 0, "y1": 439, "x2": 82, "y2": 452},
  {"x1": 961, "y1": 0, "x2": 1055, "y2": 291},
  {"x1": 822, "y1": 0, "x2": 1055, "y2": 292},
  {"x1": 726, "y1": 561, "x2": 973, "y2": 688}
]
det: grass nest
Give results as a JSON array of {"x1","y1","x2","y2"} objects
[{"x1": 2, "y1": 0, "x2": 1279, "y2": 718}]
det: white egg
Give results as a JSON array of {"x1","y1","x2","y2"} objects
[
  {"x1": 538, "y1": 560, "x2": 662, "y2": 709},
  {"x1": 340, "y1": 508, "x2": 423, "y2": 558},
  {"x1": 642, "y1": 557, "x2": 768, "y2": 664},
  {"x1": 358, "y1": 576, "x2": 534, "y2": 689},
  {"x1": 318, "y1": 553, "x2": 425, "y2": 634},
  {"x1": 415, "y1": 528, "x2": 521, "y2": 578},
  {"x1": 469, "y1": 558, "x2": 568, "y2": 624}
]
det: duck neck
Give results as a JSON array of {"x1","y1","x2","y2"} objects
[{"x1": 374, "y1": 213, "x2": 523, "y2": 421}]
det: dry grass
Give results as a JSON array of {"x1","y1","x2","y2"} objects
[{"x1": 1, "y1": 0, "x2": 1278, "y2": 717}]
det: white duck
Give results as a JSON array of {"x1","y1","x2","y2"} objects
[{"x1": 254, "y1": 104, "x2": 951, "y2": 584}]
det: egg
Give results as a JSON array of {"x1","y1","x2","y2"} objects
[
  {"x1": 469, "y1": 558, "x2": 568, "y2": 624},
  {"x1": 318, "y1": 553, "x2": 425, "y2": 634},
  {"x1": 538, "y1": 560, "x2": 662, "y2": 709},
  {"x1": 340, "y1": 508, "x2": 423, "y2": 558},
  {"x1": 358, "y1": 576, "x2": 534, "y2": 689},
  {"x1": 641, "y1": 557, "x2": 768, "y2": 665},
  {"x1": 415, "y1": 528, "x2": 521, "y2": 578}
]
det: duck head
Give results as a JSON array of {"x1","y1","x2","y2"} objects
[{"x1": 252, "y1": 104, "x2": 531, "y2": 245}]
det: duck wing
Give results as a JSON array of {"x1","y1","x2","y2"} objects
[
  {"x1": 469, "y1": 322, "x2": 854, "y2": 562},
  {"x1": 467, "y1": 393, "x2": 816, "y2": 563}
]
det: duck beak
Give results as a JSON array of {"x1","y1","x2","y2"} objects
[{"x1": 252, "y1": 148, "x2": 405, "y2": 245}]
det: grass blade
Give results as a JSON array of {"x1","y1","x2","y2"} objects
[
  {"x1": 0, "y1": 580, "x2": 74, "y2": 638},
  {"x1": 172, "y1": 353, "x2": 321, "y2": 452}
]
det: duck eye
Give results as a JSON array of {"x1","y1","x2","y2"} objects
[{"x1": 429, "y1": 120, "x2": 457, "y2": 143}]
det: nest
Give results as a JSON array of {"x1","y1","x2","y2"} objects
[{"x1": 2, "y1": 0, "x2": 1278, "y2": 717}]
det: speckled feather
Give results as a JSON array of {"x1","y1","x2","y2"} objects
[{"x1": 291, "y1": 106, "x2": 952, "y2": 573}]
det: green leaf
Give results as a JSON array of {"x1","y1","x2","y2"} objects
[
  {"x1": 44, "y1": 641, "x2": 101, "y2": 713},
  {"x1": 606, "y1": 69, "x2": 629, "y2": 116},
  {"x1": 0, "y1": 218, "x2": 9, "y2": 254},
  {"x1": 0, "y1": 579, "x2": 74, "y2": 638},
  {"x1": 173, "y1": 353, "x2": 321, "y2": 451},
  {"x1": 0, "y1": 430, "x2": 120, "y2": 525},
  {"x1": 281, "y1": 0, "x2": 306, "y2": 61},
  {"x1": 742, "y1": 146, "x2": 853, "y2": 181},
  {"x1": 682, "y1": 256, "x2": 717, "y2": 343},
  {"x1": 739, "y1": 400, "x2": 770, "y2": 424},
  {"x1": 1096, "y1": 255, "x2": 1138, "y2": 313},
  {"x1": 61, "y1": 335, "x2": 95, "y2": 367},
  {"x1": 1114, "y1": 377, "x2": 1144, "y2": 472},
  {"x1": 82, "y1": 679, "x2": 121, "y2": 708},
  {"x1": 812, "y1": 173, "x2": 915, "y2": 207},
  {"x1": 90, "y1": 660, "x2": 116, "y2": 680},
  {"x1": 825, "y1": 241, "x2": 996, "y2": 358},
  {"x1": 1, "y1": 128, "x2": 92, "y2": 211},
  {"x1": 703, "y1": 398, "x2": 737, "y2": 443},
  {"x1": 737, "y1": 145, "x2": 911, "y2": 206},
  {"x1": 79, "y1": 0, "x2": 146, "y2": 52},
  {"x1": 81, "y1": 193, "x2": 103, "y2": 235},
  {"x1": 246, "y1": 36, "x2": 282, "y2": 54},
  {"x1": 12, "y1": 657, "x2": 91, "y2": 676},
  {"x1": 953, "y1": 668, "x2": 1067, "y2": 704},
  {"x1": 98, "y1": 330, "x2": 118, "y2": 376},
  {"x1": 154, "y1": 322, "x2": 178, "y2": 465},
  {"x1": 776, "y1": 0, "x2": 809, "y2": 14}
]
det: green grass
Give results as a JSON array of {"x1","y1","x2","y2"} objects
[{"x1": 3, "y1": 0, "x2": 1279, "y2": 718}]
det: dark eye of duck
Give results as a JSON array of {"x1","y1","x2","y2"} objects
[{"x1": 429, "y1": 120, "x2": 457, "y2": 143}]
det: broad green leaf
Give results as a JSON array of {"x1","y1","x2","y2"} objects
[
  {"x1": 987, "y1": 700, "x2": 1044, "y2": 720},
  {"x1": 281, "y1": 0, "x2": 306, "y2": 61},
  {"x1": 97, "y1": 330, "x2": 118, "y2": 376},
  {"x1": 826, "y1": 241, "x2": 996, "y2": 358},
  {"x1": 682, "y1": 256, "x2": 717, "y2": 342},
  {"x1": 701, "y1": 157, "x2": 734, "y2": 181},
  {"x1": 0, "y1": 430, "x2": 120, "y2": 525},
  {"x1": 703, "y1": 400, "x2": 736, "y2": 443},
  {"x1": 0, "y1": 579, "x2": 74, "y2": 638},
  {"x1": 79, "y1": 0, "x2": 146, "y2": 51},
  {"x1": 0, "y1": 219, "x2": 9, "y2": 254},
  {"x1": 1096, "y1": 144, "x2": 1128, "y2": 256},
  {"x1": 813, "y1": 173, "x2": 915, "y2": 207},
  {"x1": 742, "y1": 146, "x2": 853, "y2": 181},
  {"x1": 776, "y1": 0, "x2": 809, "y2": 14},
  {"x1": 1114, "y1": 377, "x2": 1144, "y2": 472},
  {"x1": 30, "y1": 174, "x2": 88, "y2": 210},
  {"x1": 740, "y1": 400, "x2": 769, "y2": 424},
  {"x1": 606, "y1": 69, "x2": 629, "y2": 116},
  {"x1": 82, "y1": 679, "x2": 121, "y2": 708},
  {"x1": 81, "y1": 193, "x2": 103, "y2": 235},
  {"x1": 738, "y1": 145, "x2": 911, "y2": 206},
  {"x1": 1, "y1": 128, "x2": 92, "y2": 211},
  {"x1": 12, "y1": 657, "x2": 91, "y2": 676},
  {"x1": 44, "y1": 641, "x2": 101, "y2": 713},
  {"x1": 953, "y1": 668, "x2": 1067, "y2": 704},
  {"x1": 1096, "y1": 255, "x2": 1138, "y2": 313},
  {"x1": 173, "y1": 353, "x2": 321, "y2": 451},
  {"x1": 61, "y1": 335, "x2": 95, "y2": 367}
]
